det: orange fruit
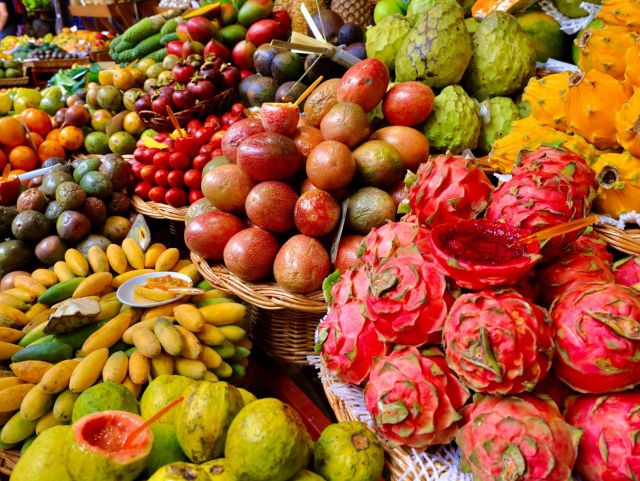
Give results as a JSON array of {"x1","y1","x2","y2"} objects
[
  {"x1": 22, "y1": 108, "x2": 52, "y2": 137},
  {"x1": 46, "y1": 129, "x2": 61, "y2": 142},
  {"x1": 9, "y1": 146, "x2": 38, "y2": 171},
  {"x1": 38, "y1": 140, "x2": 66, "y2": 161},
  {"x1": 59, "y1": 126, "x2": 84, "y2": 151},
  {"x1": 30, "y1": 132, "x2": 44, "y2": 150},
  {"x1": 0, "y1": 117, "x2": 26, "y2": 149},
  {"x1": 0, "y1": 150, "x2": 6, "y2": 171}
]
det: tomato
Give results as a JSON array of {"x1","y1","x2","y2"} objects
[
  {"x1": 140, "y1": 165, "x2": 157, "y2": 183},
  {"x1": 192, "y1": 154, "x2": 209, "y2": 171},
  {"x1": 130, "y1": 161, "x2": 144, "y2": 179},
  {"x1": 189, "y1": 189, "x2": 204, "y2": 204},
  {"x1": 183, "y1": 169, "x2": 202, "y2": 189},
  {"x1": 164, "y1": 139, "x2": 175, "y2": 149},
  {"x1": 231, "y1": 103, "x2": 245, "y2": 116},
  {"x1": 142, "y1": 148, "x2": 158, "y2": 165},
  {"x1": 136, "y1": 139, "x2": 146, "y2": 149},
  {"x1": 199, "y1": 143, "x2": 214, "y2": 155},
  {"x1": 165, "y1": 187, "x2": 188, "y2": 207},
  {"x1": 154, "y1": 132, "x2": 170, "y2": 142},
  {"x1": 204, "y1": 115, "x2": 221, "y2": 130},
  {"x1": 168, "y1": 170, "x2": 185, "y2": 188},
  {"x1": 153, "y1": 151, "x2": 171, "y2": 169},
  {"x1": 149, "y1": 186, "x2": 167, "y2": 203},
  {"x1": 210, "y1": 131, "x2": 225, "y2": 149},
  {"x1": 194, "y1": 126, "x2": 215, "y2": 146},
  {"x1": 154, "y1": 168, "x2": 170, "y2": 187},
  {"x1": 187, "y1": 119, "x2": 203, "y2": 134},
  {"x1": 169, "y1": 151, "x2": 191, "y2": 170},
  {"x1": 212, "y1": 148, "x2": 223, "y2": 157},
  {"x1": 134, "y1": 148, "x2": 145, "y2": 162},
  {"x1": 134, "y1": 181, "x2": 153, "y2": 200},
  {"x1": 221, "y1": 112, "x2": 235, "y2": 127}
]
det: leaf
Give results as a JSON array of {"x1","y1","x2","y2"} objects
[
  {"x1": 322, "y1": 269, "x2": 342, "y2": 304},
  {"x1": 499, "y1": 444, "x2": 526, "y2": 481},
  {"x1": 460, "y1": 326, "x2": 503, "y2": 379},
  {"x1": 588, "y1": 309, "x2": 640, "y2": 340},
  {"x1": 377, "y1": 399, "x2": 409, "y2": 425},
  {"x1": 370, "y1": 272, "x2": 398, "y2": 298}
]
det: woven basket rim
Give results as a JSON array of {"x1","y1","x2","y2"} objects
[
  {"x1": 0, "y1": 448, "x2": 20, "y2": 476},
  {"x1": 131, "y1": 195, "x2": 188, "y2": 222}
]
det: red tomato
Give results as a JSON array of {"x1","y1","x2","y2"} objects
[
  {"x1": 212, "y1": 148, "x2": 223, "y2": 157},
  {"x1": 199, "y1": 143, "x2": 214, "y2": 155},
  {"x1": 130, "y1": 161, "x2": 144, "y2": 180},
  {"x1": 174, "y1": 137, "x2": 199, "y2": 159},
  {"x1": 140, "y1": 165, "x2": 157, "y2": 183},
  {"x1": 231, "y1": 103, "x2": 245, "y2": 116},
  {"x1": 204, "y1": 115, "x2": 221, "y2": 130},
  {"x1": 154, "y1": 168, "x2": 170, "y2": 187},
  {"x1": 168, "y1": 170, "x2": 185, "y2": 188},
  {"x1": 165, "y1": 188, "x2": 188, "y2": 207},
  {"x1": 164, "y1": 139, "x2": 175, "y2": 149},
  {"x1": 194, "y1": 126, "x2": 215, "y2": 146},
  {"x1": 149, "y1": 186, "x2": 167, "y2": 203},
  {"x1": 134, "y1": 181, "x2": 153, "y2": 200},
  {"x1": 187, "y1": 119, "x2": 203, "y2": 134},
  {"x1": 154, "y1": 132, "x2": 170, "y2": 142},
  {"x1": 192, "y1": 154, "x2": 209, "y2": 171},
  {"x1": 169, "y1": 151, "x2": 191, "y2": 170},
  {"x1": 221, "y1": 112, "x2": 235, "y2": 126},
  {"x1": 189, "y1": 189, "x2": 204, "y2": 204},
  {"x1": 134, "y1": 148, "x2": 145, "y2": 162},
  {"x1": 183, "y1": 169, "x2": 202, "y2": 189},
  {"x1": 136, "y1": 140, "x2": 146, "y2": 149},
  {"x1": 210, "y1": 131, "x2": 225, "y2": 149},
  {"x1": 142, "y1": 148, "x2": 158, "y2": 165},
  {"x1": 153, "y1": 151, "x2": 171, "y2": 169}
]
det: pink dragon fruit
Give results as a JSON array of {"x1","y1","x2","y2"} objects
[
  {"x1": 570, "y1": 231, "x2": 613, "y2": 261},
  {"x1": 401, "y1": 154, "x2": 493, "y2": 226},
  {"x1": 551, "y1": 282, "x2": 640, "y2": 393},
  {"x1": 365, "y1": 248, "x2": 447, "y2": 346},
  {"x1": 565, "y1": 392, "x2": 640, "y2": 481},
  {"x1": 456, "y1": 395, "x2": 581, "y2": 481},
  {"x1": 613, "y1": 256, "x2": 640, "y2": 289},
  {"x1": 533, "y1": 371, "x2": 574, "y2": 411},
  {"x1": 535, "y1": 234, "x2": 615, "y2": 306},
  {"x1": 443, "y1": 288, "x2": 555, "y2": 395},
  {"x1": 316, "y1": 301, "x2": 388, "y2": 385},
  {"x1": 364, "y1": 347, "x2": 469, "y2": 448},
  {"x1": 358, "y1": 221, "x2": 432, "y2": 267},
  {"x1": 328, "y1": 266, "x2": 370, "y2": 308}
]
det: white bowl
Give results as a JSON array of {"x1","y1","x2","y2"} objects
[{"x1": 116, "y1": 271, "x2": 193, "y2": 308}]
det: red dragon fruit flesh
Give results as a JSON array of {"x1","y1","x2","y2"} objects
[{"x1": 613, "y1": 256, "x2": 640, "y2": 289}]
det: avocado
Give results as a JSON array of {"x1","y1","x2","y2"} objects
[
  {"x1": 239, "y1": 75, "x2": 278, "y2": 107},
  {"x1": 35, "y1": 235, "x2": 68, "y2": 266},
  {"x1": 11, "y1": 211, "x2": 51, "y2": 243},
  {"x1": 41, "y1": 167, "x2": 73, "y2": 198},
  {"x1": 275, "y1": 81, "x2": 308, "y2": 105},
  {"x1": 270, "y1": 51, "x2": 304, "y2": 85},
  {"x1": 0, "y1": 240, "x2": 32, "y2": 276},
  {"x1": 0, "y1": 206, "x2": 18, "y2": 238},
  {"x1": 72, "y1": 157, "x2": 101, "y2": 183},
  {"x1": 55, "y1": 181, "x2": 87, "y2": 210},
  {"x1": 107, "y1": 192, "x2": 131, "y2": 216},
  {"x1": 56, "y1": 211, "x2": 91, "y2": 244},
  {"x1": 219, "y1": 24, "x2": 247, "y2": 47},
  {"x1": 254, "y1": 44, "x2": 279, "y2": 77},
  {"x1": 41, "y1": 157, "x2": 66, "y2": 169},
  {"x1": 79, "y1": 171, "x2": 113, "y2": 199},
  {"x1": 44, "y1": 201, "x2": 65, "y2": 222},
  {"x1": 81, "y1": 197, "x2": 107, "y2": 226},
  {"x1": 98, "y1": 154, "x2": 130, "y2": 191}
]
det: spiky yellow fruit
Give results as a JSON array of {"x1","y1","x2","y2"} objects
[
  {"x1": 597, "y1": 0, "x2": 640, "y2": 32},
  {"x1": 592, "y1": 152, "x2": 640, "y2": 216},
  {"x1": 522, "y1": 72, "x2": 570, "y2": 131},
  {"x1": 616, "y1": 89, "x2": 640, "y2": 156},
  {"x1": 625, "y1": 42, "x2": 640, "y2": 89}
]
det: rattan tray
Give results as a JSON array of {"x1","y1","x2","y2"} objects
[
  {"x1": 0, "y1": 449, "x2": 19, "y2": 476},
  {"x1": 0, "y1": 77, "x2": 29, "y2": 87},
  {"x1": 131, "y1": 195, "x2": 188, "y2": 222},
  {"x1": 594, "y1": 224, "x2": 640, "y2": 255}
]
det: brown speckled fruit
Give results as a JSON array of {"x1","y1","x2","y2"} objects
[{"x1": 273, "y1": 234, "x2": 331, "y2": 293}]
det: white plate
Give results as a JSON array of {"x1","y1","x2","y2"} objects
[{"x1": 116, "y1": 271, "x2": 193, "y2": 308}]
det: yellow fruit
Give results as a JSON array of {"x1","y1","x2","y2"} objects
[
  {"x1": 65, "y1": 249, "x2": 89, "y2": 277},
  {"x1": 155, "y1": 248, "x2": 180, "y2": 271},
  {"x1": 122, "y1": 318, "x2": 157, "y2": 344},
  {"x1": 134, "y1": 285, "x2": 178, "y2": 302},
  {"x1": 23, "y1": 309, "x2": 53, "y2": 332},
  {"x1": 153, "y1": 317, "x2": 183, "y2": 356},
  {"x1": 574, "y1": 21, "x2": 637, "y2": 80},
  {"x1": 625, "y1": 43, "x2": 640, "y2": 89},
  {"x1": 122, "y1": 376, "x2": 142, "y2": 398},
  {"x1": 87, "y1": 245, "x2": 110, "y2": 273},
  {"x1": 218, "y1": 325, "x2": 247, "y2": 343},
  {"x1": 0, "y1": 305, "x2": 28, "y2": 327},
  {"x1": 200, "y1": 303, "x2": 246, "y2": 326},
  {"x1": 100, "y1": 291, "x2": 117, "y2": 302},
  {"x1": 81, "y1": 312, "x2": 133, "y2": 355},
  {"x1": 69, "y1": 348, "x2": 109, "y2": 393},
  {"x1": 106, "y1": 244, "x2": 128, "y2": 274},
  {"x1": 39, "y1": 359, "x2": 80, "y2": 394},
  {"x1": 213, "y1": 361, "x2": 233, "y2": 379},
  {"x1": 52, "y1": 389, "x2": 78, "y2": 422},
  {"x1": 132, "y1": 326, "x2": 162, "y2": 358},
  {"x1": 236, "y1": 337, "x2": 253, "y2": 351},
  {"x1": 112, "y1": 269, "x2": 154, "y2": 288},
  {"x1": 0, "y1": 377, "x2": 22, "y2": 391},
  {"x1": 522, "y1": 72, "x2": 570, "y2": 131},
  {"x1": 25, "y1": 303, "x2": 48, "y2": 320},
  {"x1": 0, "y1": 412, "x2": 37, "y2": 444},
  {"x1": 102, "y1": 351, "x2": 129, "y2": 383},
  {"x1": 73, "y1": 272, "x2": 113, "y2": 298},
  {"x1": 199, "y1": 346, "x2": 223, "y2": 370},
  {"x1": 36, "y1": 411, "x2": 64, "y2": 434},
  {"x1": 616, "y1": 88, "x2": 640, "y2": 156},
  {"x1": 144, "y1": 243, "x2": 166, "y2": 268},
  {"x1": 150, "y1": 352, "x2": 174, "y2": 378},
  {"x1": 13, "y1": 275, "x2": 46, "y2": 297},
  {"x1": 197, "y1": 324, "x2": 226, "y2": 346},
  {"x1": 0, "y1": 341, "x2": 23, "y2": 360},
  {"x1": 31, "y1": 269, "x2": 58, "y2": 287},
  {"x1": 128, "y1": 351, "x2": 150, "y2": 385},
  {"x1": 0, "y1": 383, "x2": 35, "y2": 412},
  {"x1": 120, "y1": 304, "x2": 144, "y2": 323},
  {"x1": 122, "y1": 238, "x2": 145, "y2": 270},
  {"x1": 0, "y1": 292, "x2": 27, "y2": 310},
  {"x1": 10, "y1": 360, "x2": 52, "y2": 383},
  {"x1": 597, "y1": 0, "x2": 640, "y2": 31},
  {"x1": 0, "y1": 327, "x2": 24, "y2": 343},
  {"x1": 53, "y1": 261, "x2": 75, "y2": 282},
  {"x1": 3, "y1": 287, "x2": 35, "y2": 303},
  {"x1": 175, "y1": 325, "x2": 202, "y2": 360},
  {"x1": 20, "y1": 384, "x2": 54, "y2": 420},
  {"x1": 174, "y1": 358, "x2": 206, "y2": 380},
  {"x1": 95, "y1": 298, "x2": 122, "y2": 321},
  {"x1": 173, "y1": 304, "x2": 205, "y2": 332},
  {"x1": 202, "y1": 371, "x2": 219, "y2": 382},
  {"x1": 178, "y1": 263, "x2": 201, "y2": 284},
  {"x1": 592, "y1": 152, "x2": 640, "y2": 216},
  {"x1": 172, "y1": 259, "x2": 192, "y2": 271},
  {"x1": 142, "y1": 301, "x2": 183, "y2": 320}
]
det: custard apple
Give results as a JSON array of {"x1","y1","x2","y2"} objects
[
  {"x1": 422, "y1": 85, "x2": 481, "y2": 154},
  {"x1": 406, "y1": 0, "x2": 472, "y2": 24},
  {"x1": 395, "y1": 0, "x2": 471, "y2": 89},
  {"x1": 464, "y1": 12, "x2": 536, "y2": 100},
  {"x1": 365, "y1": 15, "x2": 411, "y2": 71},
  {"x1": 478, "y1": 97, "x2": 520, "y2": 153}
]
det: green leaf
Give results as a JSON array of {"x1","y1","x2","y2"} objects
[
  {"x1": 370, "y1": 272, "x2": 398, "y2": 298},
  {"x1": 499, "y1": 444, "x2": 526, "y2": 481},
  {"x1": 322, "y1": 269, "x2": 342, "y2": 304},
  {"x1": 588, "y1": 309, "x2": 640, "y2": 340},
  {"x1": 377, "y1": 400, "x2": 409, "y2": 424}
]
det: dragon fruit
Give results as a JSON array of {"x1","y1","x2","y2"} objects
[
  {"x1": 401, "y1": 154, "x2": 493, "y2": 226},
  {"x1": 316, "y1": 301, "x2": 388, "y2": 385},
  {"x1": 565, "y1": 392, "x2": 640, "y2": 481},
  {"x1": 456, "y1": 395, "x2": 581, "y2": 481},
  {"x1": 364, "y1": 347, "x2": 469, "y2": 448},
  {"x1": 358, "y1": 221, "x2": 431, "y2": 267},
  {"x1": 613, "y1": 256, "x2": 640, "y2": 289},
  {"x1": 365, "y1": 248, "x2": 447, "y2": 346},
  {"x1": 328, "y1": 266, "x2": 370, "y2": 308},
  {"x1": 535, "y1": 234, "x2": 615, "y2": 306},
  {"x1": 443, "y1": 288, "x2": 554, "y2": 395},
  {"x1": 428, "y1": 219, "x2": 542, "y2": 290},
  {"x1": 533, "y1": 371, "x2": 573, "y2": 411},
  {"x1": 551, "y1": 282, "x2": 640, "y2": 393}
]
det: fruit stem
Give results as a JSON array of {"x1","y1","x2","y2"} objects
[
  {"x1": 294, "y1": 75, "x2": 324, "y2": 107},
  {"x1": 122, "y1": 396, "x2": 184, "y2": 449}
]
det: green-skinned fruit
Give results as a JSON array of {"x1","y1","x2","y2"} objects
[
  {"x1": 202, "y1": 458, "x2": 237, "y2": 480},
  {"x1": 478, "y1": 97, "x2": 521, "y2": 153},
  {"x1": 237, "y1": 388, "x2": 257, "y2": 406},
  {"x1": 10, "y1": 425, "x2": 71, "y2": 481},
  {"x1": 290, "y1": 470, "x2": 327, "y2": 481},
  {"x1": 314, "y1": 422, "x2": 384, "y2": 481},
  {"x1": 225, "y1": 398, "x2": 313, "y2": 481},
  {"x1": 554, "y1": 0, "x2": 600, "y2": 18},
  {"x1": 67, "y1": 411, "x2": 152, "y2": 481},
  {"x1": 516, "y1": 10, "x2": 568, "y2": 62},
  {"x1": 364, "y1": 15, "x2": 410, "y2": 72},
  {"x1": 143, "y1": 424, "x2": 189, "y2": 477},
  {"x1": 148, "y1": 462, "x2": 210, "y2": 481},
  {"x1": 394, "y1": 0, "x2": 471, "y2": 89},
  {"x1": 175, "y1": 381, "x2": 244, "y2": 463},
  {"x1": 141, "y1": 375, "x2": 196, "y2": 425},
  {"x1": 72, "y1": 381, "x2": 140, "y2": 423}
]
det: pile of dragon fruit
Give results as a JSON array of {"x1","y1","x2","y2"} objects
[{"x1": 316, "y1": 146, "x2": 640, "y2": 481}]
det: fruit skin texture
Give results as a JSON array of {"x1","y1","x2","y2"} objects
[
  {"x1": 422, "y1": 85, "x2": 481, "y2": 154},
  {"x1": 394, "y1": 0, "x2": 471, "y2": 89},
  {"x1": 337, "y1": 58, "x2": 390, "y2": 113},
  {"x1": 592, "y1": 152, "x2": 640, "y2": 217},
  {"x1": 613, "y1": 256, "x2": 640, "y2": 289},
  {"x1": 464, "y1": 11, "x2": 536, "y2": 100},
  {"x1": 10, "y1": 425, "x2": 71, "y2": 481},
  {"x1": 625, "y1": 42, "x2": 640, "y2": 89},
  {"x1": 443, "y1": 288, "x2": 554, "y2": 395},
  {"x1": 566, "y1": 70, "x2": 632, "y2": 150},
  {"x1": 522, "y1": 72, "x2": 570, "y2": 131},
  {"x1": 564, "y1": 393, "x2": 640, "y2": 481},
  {"x1": 273, "y1": 234, "x2": 330, "y2": 293},
  {"x1": 313, "y1": 422, "x2": 385, "y2": 481},
  {"x1": 477, "y1": 97, "x2": 520, "y2": 153},
  {"x1": 365, "y1": 247, "x2": 447, "y2": 346},
  {"x1": 597, "y1": 0, "x2": 640, "y2": 31},
  {"x1": 236, "y1": 132, "x2": 302, "y2": 181},
  {"x1": 364, "y1": 347, "x2": 469, "y2": 448},
  {"x1": 456, "y1": 395, "x2": 581, "y2": 481},
  {"x1": 364, "y1": 14, "x2": 411, "y2": 71},
  {"x1": 328, "y1": 266, "x2": 371, "y2": 308},
  {"x1": 316, "y1": 301, "x2": 388, "y2": 385},
  {"x1": 551, "y1": 282, "x2": 640, "y2": 393},
  {"x1": 71, "y1": 381, "x2": 140, "y2": 423},
  {"x1": 616, "y1": 89, "x2": 640, "y2": 157},
  {"x1": 403, "y1": 154, "x2": 493, "y2": 225},
  {"x1": 140, "y1": 375, "x2": 196, "y2": 425},
  {"x1": 358, "y1": 221, "x2": 431, "y2": 268},
  {"x1": 225, "y1": 398, "x2": 313, "y2": 481}
]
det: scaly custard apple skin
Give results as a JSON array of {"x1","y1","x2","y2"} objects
[
  {"x1": 463, "y1": 11, "x2": 536, "y2": 101},
  {"x1": 422, "y1": 85, "x2": 482, "y2": 154},
  {"x1": 395, "y1": 0, "x2": 471, "y2": 89},
  {"x1": 365, "y1": 15, "x2": 411, "y2": 72},
  {"x1": 478, "y1": 97, "x2": 521, "y2": 153}
]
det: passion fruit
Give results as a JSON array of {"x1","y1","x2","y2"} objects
[
  {"x1": 320, "y1": 102, "x2": 370, "y2": 149},
  {"x1": 370, "y1": 126, "x2": 430, "y2": 171},
  {"x1": 352, "y1": 140, "x2": 405, "y2": 189},
  {"x1": 346, "y1": 187, "x2": 396, "y2": 235},
  {"x1": 334, "y1": 234, "x2": 364, "y2": 271},
  {"x1": 273, "y1": 234, "x2": 331, "y2": 293},
  {"x1": 245, "y1": 181, "x2": 298, "y2": 233},
  {"x1": 201, "y1": 165, "x2": 256, "y2": 214},
  {"x1": 223, "y1": 227, "x2": 280, "y2": 282},
  {"x1": 306, "y1": 140, "x2": 355, "y2": 191},
  {"x1": 303, "y1": 78, "x2": 340, "y2": 127}
]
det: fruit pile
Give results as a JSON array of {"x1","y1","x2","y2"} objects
[
  {"x1": 12, "y1": 43, "x2": 83, "y2": 61},
  {"x1": 0, "y1": 59, "x2": 23, "y2": 80},
  {"x1": 130, "y1": 103, "x2": 247, "y2": 208}
]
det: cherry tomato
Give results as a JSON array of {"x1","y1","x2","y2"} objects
[
  {"x1": 142, "y1": 148, "x2": 158, "y2": 165},
  {"x1": 194, "y1": 126, "x2": 215, "y2": 146},
  {"x1": 231, "y1": 103, "x2": 245, "y2": 116},
  {"x1": 140, "y1": 165, "x2": 157, "y2": 183},
  {"x1": 169, "y1": 151, "x2": 191, "y2": 170},
  {"x1": 134, "y1": 181, "x2": 153, "y2": 200},
  {"x1": 210, "y1": 131, "x2": 225, "y2": 149},
  {"x1": 221, "y1": 112, "x2": 235, "y2": 127},
  {"x1": 164, "y1": 139, "x2": 175, "y2": 149},
  {"x1": 154, "y1": 132, "x2": 170, "y2": 142},
  {"x1": 168, "y1": 170, "x2": 185, "y2": 188},
  {"x1": 204, "y1": 114, "x2": 221, "y2": 130},
  {"x1": 174, "y1": 137, "x2": 200, "y2": 159},
  {"x1": 212, "y1": 148, "x2": 223, "y2": 157},
  {"x1": 183, "y1": 169, "x2": 202, "y2": 189},
  {"x1": 227, "y1": 115, "x2": 242, "y2": 126},
  {"x1": 149, "y1": 186, "x2": 167, "y2": 203},
  {"x1": 134, "y1": 148, "x2": 145, "y2": 162},
  {"x1": 189, "y1": 189, "x2": 204, "y2": 204},
  {"x1": 154, "y1": 168, "x2": 170, "y2": 187},
  {"x1": 130, "y1": 161, "x2": 144, "y2": 180},
  {"x1": 153, "y1": 151, "x2": 171, "y2": 169},
  {"x1": 136, "y1": 139, "x2": 147, "y2": 149},
  {"x1": 192, "y1": 154, "x2": 209, "y2": 171},
  {"x1": 165, "y1": 187, "x2": 188, "y2": 208},
  {"x1": 187, "y1": 119, "x2": 203, "y2": 134},
  {"x1": 199, "y1": 143, "x2": 214, "y2": 155}
]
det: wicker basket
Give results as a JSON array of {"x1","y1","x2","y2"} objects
[
  {"x1": 0, "y1": 77, "x2": 30, "y2": 87},
  {"x1": 138, "y1": 88, "x2": 235, "y2": 131},
  {"x1": 0, "y1": 449, "x2": 19, "y2": 476},
  {"x1": 192, "y1": 252, "x2": 326, "y2": 365},
  {"x1": 131, "y1": 195, "x2": 188, "y2": 222},
  {"x1": 594, "y1": 224, "x2": 640, "y2": 255}
]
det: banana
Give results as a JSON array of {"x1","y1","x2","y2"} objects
[
  {"x1": 69, "y1": 348, "x2": 109, "y2": 393},
  {"x1": 73, "y1": 272, "x2": 113, "y2": 298},
  {"x1": 0, "y1": 327, "x2": 24, "y2": 344},
  {"x1": 153, "y1": 318, "x2": 183, "y2": 356},
  {"x1": 53, "y1": 261, "x2": 75, "y2": 282},
  {"x1": 150, "y1": 352, "x2": 174, "y2": 378},
  {"x1": 14, "y1": 275, "x2": 46, "y2": 297},
  {"x1": 25, "y1": 303, "x2": 49, "y2": 320},
  {"x1": 122, "y1": 238, "x2": 145, "y2": 270},
  {"x1": 0, "y1": 412, "x2": 37, "y2": 444},
  {"x1": 10, "y1": 360, "x2": 52, "y2": 384},
  {"x1": 174, "y1": 358, "x2": 206, "y2": 380},
  {"x1": 199, "y1": 346, "x2": 223, "y2": 370},
  {"x1": 81, "y1": 312, "x2": 132, "y2": 355},
  {"x1": 178, "y1": 263, "x2": 201, "y2": 284},
  {"x1": 134, "y1": 285, "x2": 178, "y2": 302},
  {"x1": 196, "y1": 324, "x2": 226, "y2": 346},
  {"x1": 128, "y1": 351, "x2": 150, "y2": 385},
  {"x1": 102, "y1": 351, "x2": 129, "y2": 383},
  {"x1": 121, "y1": 376, "x2": 142, "y2": 398},
  {"x1": 0, "y1": 341, "x2": 22, "y2": 361},
  {"x1": 0, "y1": 383, "x2": 35, "y2": 412},
  {"x1": 0, "y1": 292, "x2": 27, "y2": 310},
  {"x1": 106, "y1": 244, "x2": 128, "y2": 274},
  {"x1": 175, "y1": 325, "x2": 202, "y2": 360},
  {"x1": 52, "y1": 389, "x2": 78, "y2": 422},
  {"x1": 39, "y1": 359, "x2": 80, "y2": 394},
  {"x1": 36, "y1": 411, "x2": 64, "y2": 434},
  {"x1": 132, "y1": 326, "x2": 162, "y2": 358},
  {"x1": 20, "y1": 384, "x2": 54, "y2": 420},
  {"x1": 65, "y1": 249, "x2": 89, "y2": 277},
  {"x1": 87, "y1": 245, "x2": 109, "y2": 273},
  {"x1": 144, "y1": 243, "x2": 166, "y2": 268},
  {"x1": 155, "y1": 248, "x2": 180, "y2": 271},
  {"x1": 0, "y1": 305, "x2": 29, "y2": 326},
  {"x1": 112, "y1": 269, "x2": 154, "y2": 288},
  {"x1": 173, "y1": 304, "x2": 205, "y2": 332},
  {"x1": 218, "y1": 325, "x2": 247, "y2": 343},
  {"x1": 31, "y1": 269, "x2": 58, "y2": 287}
]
